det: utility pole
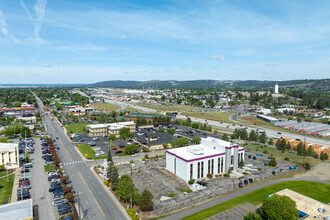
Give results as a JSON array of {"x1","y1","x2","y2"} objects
[
  {"x1": 130, "y1": 164, "x2": 133, "y2": 208},
  {"x1": 303, "y1": 138, "x2": 306, "y2": 166}
]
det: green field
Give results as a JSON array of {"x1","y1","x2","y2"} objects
[
  {"x1": 243, "y1": 143, "x2": 323, "y2": 167},
  {"x1": 90, "y1": 103, "x2": 120, "y2": 111},
  {"x1": 183, "y1": 181, "x2": 330, "y2": 220},
  {"x1": 44, "y1": 164, "x2": 55, "y2": 172},
  {"x1": 0, "y1": 170, "x2": 15, "y2": 205},
  {"x1": 136, "y1": 103, "x2": 205, "y2": 112},
  {"x1": 77, "y1": 144, "x2": 107, "y2": 160},
  {"x1": 66, "y1": 122, "x2": 89, "y2": 134},
  {"x1": 184, "y1": 112, "x2": 239, "y2": 125}
]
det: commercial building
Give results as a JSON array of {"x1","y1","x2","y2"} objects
[
  {"x1": 135, "y1": 129, "x2": 174, "y2": 150},
  {"x1": 16, "y1": 116, "x2": 37, "y2": 124},
  {"x1": 86, "y1": 121, "x2": 136, "y2": 137},
  {"x1": 0, "y1": 143, "x2": 20, "y2": 169},
  {"x1": 166, "y1": 137, "x2": 245, "y2": 182},
  {"x1": 0, "y1": 199, "x2": 33, "y2": 220},
  {"x1": 68, "y1": 106, "x2": 95, "y2": 116},
  {"x1": 256, "y1": 114, "x2": 279, "y2": 124}
]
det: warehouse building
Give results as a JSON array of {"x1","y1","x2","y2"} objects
[
  {"x1": 274, "y1": 120, "x2": 297, "y2": 128},
  {"x1": 0, "y1": 199, "x2": 33, "y2": 220},
  {"x1": 166, "y1": 137, "x2": 245, "y2": 182},
  {"x1": 0, "y1": 143, "x2": 19, "y2": 169},
  {"x1": 256, "y1": 115, "x2": 279, "y2": 124},
  {"x1": 86, "y1": 121, "x2": 136, "y2": 137}
]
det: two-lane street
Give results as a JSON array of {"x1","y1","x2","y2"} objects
[{"x1": 35, "y1": 94, "x2": 129, "y2": 220}]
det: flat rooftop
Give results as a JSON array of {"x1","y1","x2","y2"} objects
[
  {"x1": 0, "y1": 199, "x2": 32, "y2": 220},
  {"x1": 274, "y1": 189, "x2": 329, "y2": 220},
  {"x1": 0, "y1": 143, "x2": 18, "y2": 151}
]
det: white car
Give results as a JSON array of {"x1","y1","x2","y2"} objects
[{"x1": 132, "y1": 154, "x2": 138, "y2": 157}]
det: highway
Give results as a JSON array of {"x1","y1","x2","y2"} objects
[{"x1": 34, "y1": 94, "x2": 129, "y2": 220}]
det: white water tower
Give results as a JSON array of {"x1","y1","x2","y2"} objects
[{"x1": 274, "y1": 84, "x2": 279, "y2": 94}]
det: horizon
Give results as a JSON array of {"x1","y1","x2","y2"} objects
[{"x1": 0, "y1": 0, "x2": 330, "y2": 83}]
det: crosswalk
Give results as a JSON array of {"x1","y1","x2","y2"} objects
[{"x1": 63, "y1": 160, "x2": 84, "y2": 166}]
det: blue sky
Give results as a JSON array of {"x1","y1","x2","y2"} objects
[{"x1": 0, "y1": 0, "x2": 329, "y2": 83}]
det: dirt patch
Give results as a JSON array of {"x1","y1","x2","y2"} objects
[{"x1": 295, "y1": 163, "x2": 330, "y2": 181}]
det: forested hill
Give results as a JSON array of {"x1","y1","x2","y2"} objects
[{"x1": 90, "y1": 79, "x2": 329, "y2": 90}]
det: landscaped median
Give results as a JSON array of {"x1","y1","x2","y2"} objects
[
  {"x1": 76, "y1": 144, "x2": 107, "y2": 160},
  {"x1": 44, "y1": 164, "x2": 55, "y2": 172},
  {"x1": 182, "y1": 181, "x2": 330, "y2": 220}
]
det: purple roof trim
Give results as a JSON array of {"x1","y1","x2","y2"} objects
[
  {"x1": 239, "y1": 148, "x2": 245, "y2": 151},
  {"x1": 166, "y1": 150, "x2": 226, "y2": 163},
  {"x1": 225, "y1": 145, "x2": 239, "y2": 149}
]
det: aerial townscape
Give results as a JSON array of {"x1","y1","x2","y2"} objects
[{"x1": 0, "y1": 0, "x2": 329, "y2": 220}]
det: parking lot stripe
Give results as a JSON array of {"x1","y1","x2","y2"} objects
[
  {"x1": 191, "y1": 197, "x2": 196, "y2": 205},
  {"x1": 138, "y1": 173, "x2": 146, "y2": 181},
  {"x1": 206, "y1": 192, "x2": 210, "y2": 200},
  {"x1": 155, "y1": 185, "x2": 163, "y2": 199},
  {"x1": 152, "y1": 182, "x2": 160, "y2": 193},
  {"x1": 168, "y1": 202, "x2": 174, "y2": 212},
  {"x1": 161, "y1": 188, "x2": 167, "y2": 198},
  {"x1": 198, "y1": 194, "x2": 203, "y2": 203},
  {"x1": 142, "y1": 175, "x2": 149, "y2": 184},
  {"x1": 232, "y1": 184, "x2": 234, "y2": 191},
  {"x1": 176, "y1": 201, "x2": 182, "y2": 210},
  {"x1": 213, "y1": 190, "x2": 216, "y2": 198},
  {"x1": 158, "y1": 205, "x2": 166, "y2": 216},
  {"x1": 225, "y1": 186, "x2": 228, "y2": 193},
  {"x1": 220, "y1": 187, "x2": 222, "y2": 196}
]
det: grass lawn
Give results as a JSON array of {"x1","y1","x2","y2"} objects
[
  {"x1": 44, "y1": 164, "x2": 55, "y2": 173},
  {"x1": 90, "y1": 103, "x2": 120, "y2": 111},
  {"x1": 182, "y1": 181, "x2": 330, "y2": 220},
  {"x1": 184, "y1": 112, "x2": 240, "y2": 125},
  {"x1": 66, "y1": 122, "x2": 89, "y2": 134},
  {"x1": 0, "y1": 171, "x2": 15, "y2": 205},
  {"x1": 77, "y1": 144, "x2": 107, "y2": 160},
  {"x1": 244, "y1": 143, "x2": 323, "y2": 167},
  {"x1": 136, "y1": 103, "x2": 205, "y2": 112}
]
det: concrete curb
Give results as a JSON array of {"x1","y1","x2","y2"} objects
[{"x1": 90, "y1": 166, "x2": 131, "y2": 220}]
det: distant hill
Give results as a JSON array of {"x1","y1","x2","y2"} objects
[{"x1": 90, "y1": 79, "x2": 330, "y2": 90}]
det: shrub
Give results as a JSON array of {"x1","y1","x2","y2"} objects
[
  {"x1": 144, "y1": 154, "x2": 149, "y2": 159},
  {"x1": 186, "y1": 189, "x2": 193, "y2": 193},
  {"x1": 243, "y1": 172, "x2": 249, "y2": 175},
  {"x1": 104, "y1": 180, "x2": 109, "y2": 186},
  {"x1": 65, "y1": 192, "x2": 74, "y2": 202},
  {"x1": 60, "y1": 176, "x2": 69, "y2": 184},
  {"x1": 179, "y1": 188, "x2": 186, "y2": 193},
  {"x1": 63, "y1": 186, "x2": 72, "y2": 193},
  {"x1": 126, "y1": 208, "x2": 139, "y2": 220},
  {"x1": 188, "y1": 179, "x2": 195, "y2": 184},
  {"x1": 207, "y1": 173, "x2": 213, "y2": 179},
  {"x1": 304, "y1": 162, "x2": 311, "y2": 171},
  {"x1": 168, "y1": 192, "x2": 176, "y2": 197},
  {"x1": 223, "y1": 174, "x2": 230, "y2": 177},
  {"x1": 258, "y1": 168, "x2": 262, "y2": 171},
  {"x1": 263, "y1": 150, "x2": 268, "y2": 154},
  {"x1": 269, "y1": 158, "x2": 277, "y2": 167},
  {"x1": 130, "y1": 160, "x2": 134, "y2": 163},
  {"x1": 284, "y1": 157, "x2": 289, "y2": 161},
  {"x1": 141, "y1": 158, "x2": 146, "y2": 162}
]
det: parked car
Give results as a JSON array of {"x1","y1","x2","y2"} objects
[
  {"x1": 238, "y1": 182, "x2": 243, "y2": 188},
  {"x1": 248, "y1": 178, "x2": 253, "y2": 183},
  {"x1": 256, "y1": 153, "x2": 263, "y2": 156},
  {"x1": 243, "y1": 179, "x2": 248, "y2": 185},
  {"x1": 272, "y1": 171, "x2": 276, "y2": 176},
  {"x1": 111, "y1": 147, "x2": 117, "y2": 150},
  {"x1": 196, "y1": 181, "x2": 207, "y2": 186},
  {"x1": 280, "y1": 169, "x2": 284, "y2": 173},
  {"x1": 252, "y1": 156, "x2": 257, "y2": 160},
  {"x1": 248, "y1": 155, "x2": 252, "y2": 159},
  {"x1": 267, "y1": 156, "x2": 273, "y2": 159}
]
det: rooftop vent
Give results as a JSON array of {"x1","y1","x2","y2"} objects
[{"x1": 187, "y1": 146, "x2": 204, "y2": 155}]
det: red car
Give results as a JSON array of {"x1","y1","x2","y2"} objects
[
  {"x1": 111, "y1": 147, "x2": 118, "y2": 150},
  {"x1": 119, "y1": 145, "x2": 126, "y2": 148}
]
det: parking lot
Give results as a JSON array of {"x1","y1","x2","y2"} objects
[
  {"x1": 116, "y1": 149, "x2": 294, "y2": 217},
  {"x1": 174, "y1": 125, "x2": 220, "y2": 140}
]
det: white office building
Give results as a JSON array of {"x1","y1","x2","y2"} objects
[
  {"x1": 0, "y1": 143, "x2": 20, "y2": 169},
  {"x1": 166, "y1": 137, "x2": 245, "y2": 182}
]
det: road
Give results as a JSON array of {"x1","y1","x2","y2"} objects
[
  {"x1": 34, "y1": 93, "x2": 129, "y2": 220},
  {"x1": 162, "y1": 176, "x2": 329, "y2": 220},
  {"x1": 104, "y1": 99, "x2": 157, "y2": 113}
]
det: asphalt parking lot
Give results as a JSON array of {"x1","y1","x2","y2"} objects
[{"x1": 174, "y1": 125, "x2": 220, "y2": 140}]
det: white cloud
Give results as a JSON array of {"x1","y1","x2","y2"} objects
[
  {"x1": 34, "y1": 0, "x2": 47, "y2": 43},
  {"x1": 120, "y1": 34, "x2": 127, "y2": 38},
  {"x1": 266, "y1": 63, "x2": 278, "y2": 67},
  {"x1": 44, "y1": 63, "x2": 50, "y2": 67},
  {"x1": 0, "y1": 7, "x2": 18, "y2": 43},
  {"x1": 59, "y1": 44, "x2": 106, "y2": 52},
  {"x1": 210, "y1": 55, "x2": 225, "y2": 61},
  {"x1": 20, "y1": 0, "x2": 33, "y2": 22}
]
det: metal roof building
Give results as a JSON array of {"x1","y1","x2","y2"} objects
[
  {"x1": 293, "y1": 123, "x2": 325, "y2": 132},
  {"x1": 0, "y1": 199, "x2": 33, "y2": 220},
  {"x1": 274, "y1": 120, "x2": 297, "y2": 127}
]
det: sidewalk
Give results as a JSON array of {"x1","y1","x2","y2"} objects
[{"x1": 10, "y1": 167, "x2": 21, "y2": 203}]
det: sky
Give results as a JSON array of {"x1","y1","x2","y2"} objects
[{"x1": 0, "y1": 0, "x2": 329, "y2": 84}]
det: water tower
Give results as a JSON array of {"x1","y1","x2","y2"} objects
[{"x1": 274, "y1": 84, "x2": 279, "y2": 94}]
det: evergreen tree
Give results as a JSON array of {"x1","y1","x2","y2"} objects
[
  {"x1": 259, "y1": 132, "x2": 267, "y2": 143},
  {"x1": 222, "y1": 133, "x2": 229, "y2": 141},
  {"x1": 286, "y1": 141, "x2": 292, "y2": 152},
  {"x1": 107, "y1": 150, "x2": 113, "y2": 164},
  {"x1": 115, "y1": 175, "x2": 131, "y2": 203},
  {"x1": 249, "y1": 130, "x2": 258, "y2": 141},
  {"x1": 139, "y1": 189, "x2": 154, "y2": 212},
  {"x1": 268, "y1": 138, "x2": 274, "y2": 145},
  {"x1": 110, "y1": 166, "x2": 119, "y2": 189}
]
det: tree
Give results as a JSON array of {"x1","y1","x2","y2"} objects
[
  {"x1": 157, "y1": 128, "x2": 165, "y2": 133},
  {"x1": 239, "y1": 160, "x2": 244, "y2": 168},
  {"x1": 227, "y1": 168, "x2": 231, "y2": 174},
  {"x1": 125, "y1": 144, "x2": 138, "y2": 154},
  {"x1": 108, "y1": 134, "x2": 116, "y2": 141},
  {"x1": 269, "y1": 158, "x2": 277, "y2": 167},
  {"x1": 222, "y1": 133, "x2": 229, "y2": 141},
  {"x1": 260, "y1": 194, "x2": 298, "y2": 220},
  {"x1": 303, "y1": 162, "x2": 311, "y2": 171},
  {"x1": 191, "y1": 122, "x2": 199, "y2": 129},
  {"x1": 175, "y1": 137, "x2": 190, "y2": 147},
  {"x1": 268, "y1": 138, "x2": 274, "y2": 145},
  {"x1": 167, "y1": 128, "x2": 176, "y2": 135},
  {"x1": 249, "y1": 130, "x2": 258, "y2": 141},
  {"x1": 63, "y1": 186, "x2": 73, "y2": 193},
  {"x1": 259, "y1": 132, "x2": 267, "y2": 143},
  {"x1": 119, "y1": 127, "x2": 132, "y2": 140},
  {"x1": 297, "y1": 117, "x2": 302, "y2": 122},
  {"x1": 162, "y1": 143, "x2": 168, "y2": 149},
  {"x1": 65, "y1": 192, "x2": 75, "y2": 202},
  {"x1": 20, "y1": 126, "x2": 31, "y2": 137},
  {"x1": 296, "y1": 142, "x2": 305, "y2": 156},
  {"x1": 286, "y1": 141, "x2": 292, "y2": 152},
  {"x1": 161, "y1": 95, "x2": 166, "y2": 102},
  {"x1": 115, "y1": 175, "x2": 132, "y2": 203},
  {"x1": 244, "y1": 212, "x2": 262, "y2": 220},
  {"x1": 139, "y1": 189, "x2": 154, "y2": 212},
  {"x1": 191, "y1": 136, "x2": 200, "y2": 144},
  {"x1": 110, "y1": 166, "x2": 119, "y2": 189},
  {"x1": 107, "y1": 150, "x2": 113, "y2": 164}
]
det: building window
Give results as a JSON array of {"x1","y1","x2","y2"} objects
[
  {"x1": 211, "y1": 159, "x2": 214, "y2": 175},
  {"x1": 218, "y1": 158, "x2": 220, "y2": 173},
  {"x1": 208, "y1": 160, "x2": 210, "y2": 174},
  {"x1": 201, "y1": 162, "x2": 204, "y2": 178},
  {"x1": 197, "y1": 162, "x2": 200, "y2": 179},
  {"x1": 221, "y1": 157, "x2": 223, "y2": 173},
  {"x1": 190, "y1": 164, "x2": 193, "y2": 180},
  {"x1": 231, "y1": 155, "x2": 233, "y2": 165}
]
